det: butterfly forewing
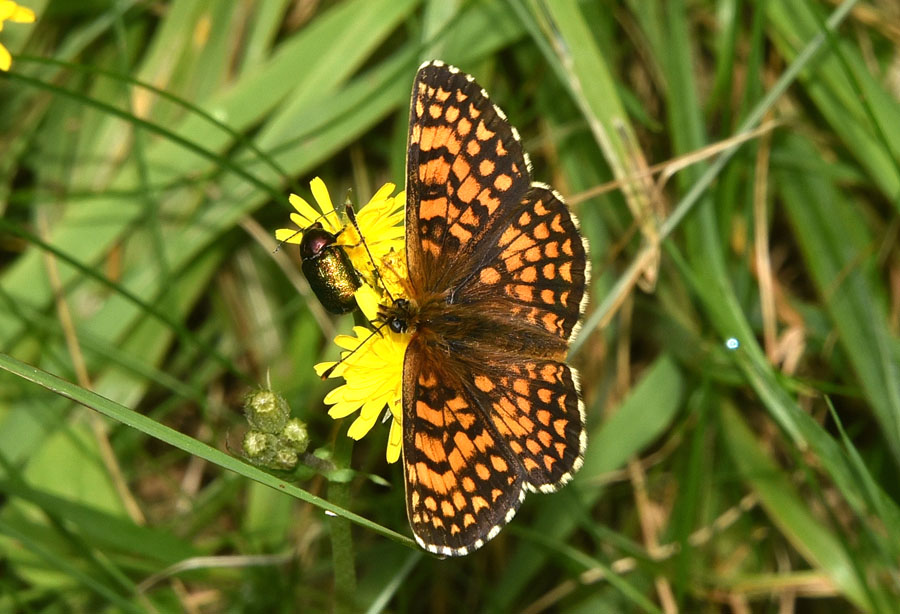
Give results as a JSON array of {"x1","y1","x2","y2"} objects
[
  {"x1": 400, "y1": 61, "x2": 589, "y2": 556},
  {"x1": 406, "y1": 61, "x2": 531, "y2": 294}
]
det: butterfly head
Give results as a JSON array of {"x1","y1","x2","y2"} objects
[{"x1": 381, "y1": 297, "x2": 413, "y2": 334}]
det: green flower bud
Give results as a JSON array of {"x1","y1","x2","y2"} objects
[
  {"x1": 272, "y1": 447, "x2": 299, "y2": 471},
  {"x1": 243, "y1": 389, "x2": 290, "y2": 433},
  {"x1": 242, "y1": 430, "x2": 278, "y2": 463},
  {"x1": 281, "y1": 418, "x2": 310, "y2": 454}
]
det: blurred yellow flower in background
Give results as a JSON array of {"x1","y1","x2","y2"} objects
[{"x1": 0, "y1": 1, "x2": 35, "y2": 71}]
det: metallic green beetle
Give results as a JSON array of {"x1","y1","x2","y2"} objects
[{"x1": 300, "y1": 223, "x2": 360, "y2": 314}]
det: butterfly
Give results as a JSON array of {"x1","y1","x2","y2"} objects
[{"x1": 380, "y1": 61, "x2": 590, "y2": 556}]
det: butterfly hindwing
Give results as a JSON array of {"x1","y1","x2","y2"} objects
[
  {"x1": 402, "y1": 337, "x2": 525, "y2": 556},
  {"x1": 401, "y1": 340, "x2": 585, "y2": 553},
  {"x1": 452, "y1": 185, "x2": 589, "y2": 344},
  {"x1": 462, "y1": 356, "x2": 586, "y2": 493}
]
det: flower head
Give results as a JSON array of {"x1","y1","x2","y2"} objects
[
  {"x1": 0, "y1": 2, "x2": 35, "y2": 72},
  {"x1": 278, "y1": 178, "x2": 410, "y2": 462},
  {"x1": 243, "y1": 388, "x2": 290, "y2": 433},
  {"x1": 240, "y1": 390, "x2": 311, "y2": 471},
  {"x1": 314, "y1": 285, "x2": 408, "y2": 463},
  {"x1": 275, "y1": 178, "x2": 405, "y2": 284}
]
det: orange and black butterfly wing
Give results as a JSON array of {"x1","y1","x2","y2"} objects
[
  {"x1": 461, "y1": 355, "x2": 585, "y2": 493},
  {"x1": 452, "y1": 185, "x2": 589, "y2": 491},
  {"x1": 401, "y1": 337, "x2": 525, "y2": 556},
  {"x1": 402, "y1": 344, "x2": 584, "y2": 554},
  {"x1": 453, "y1": 184, "x2": 590, "y2": 345},
  {"x1": 405, "y1": 60, "x2": 531, "y2": 293}
]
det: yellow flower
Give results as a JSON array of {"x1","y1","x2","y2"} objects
[
  {"x1": 284, "y1": 178, "x2": 410, "y2": 462},
  {"x1": 275, "y1": 178, "x2": 405, "y2": 281},
  {"x1": 314, "y1": 281, "x2": 408, "y2": 463},
  {"x1": 0, "y1": 1, "x2": 35, "y2": 72}
]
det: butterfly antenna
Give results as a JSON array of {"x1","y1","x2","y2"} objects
[
  {"x1": 344, "y1": 194, "x2": 396, "y2": 303},
  {"x1": 320, "y1": 320, "x2": 389, "y2": 379}
]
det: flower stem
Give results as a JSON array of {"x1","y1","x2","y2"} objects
[{"x1": 328, "y1": 435, "x2": 358, "y2": 614}]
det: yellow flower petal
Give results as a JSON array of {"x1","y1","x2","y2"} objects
[
  {"x1": 326, "y1": 376, "x2": 382, "y2": 403},
  {"x1": 360, "y1": 397, "x2": 387, "y2": 422},
  {"x1": 274, "y1": 228, "x2": 303, "y2": 244},
  {"x1": 328, "y1": 401, "x2": 363, "y2": 419},
  {"x1": 12, "y1": 7, "x2": 35, "y2": 22},
  {"x1": 347, "y1": 413, "x2": 377, "y2": 440},
  {"x1": 333, "y1": 327, "x2": 371, "y2": 351},
  {"x1": 387, "y1": 417, "x2": 402, "y2": 463},
  {"x1": 354, "y1": 283, "x2": 381, "y2": 321},
  {"x1": 368, "y1": 182, "x2": 396, "y2": 203},
  {"x1": 310, "y1": 177, "x2": 341, "y2": 234},
  {"x1": 314, "y1": 361, "x2": 336, "y2": 377},
  {"x1": 324, "y1": 387, "x2": 356, "y2": 406},
  {"x1": 288, "y1": 194, "x2": 320, "y2": 227}
]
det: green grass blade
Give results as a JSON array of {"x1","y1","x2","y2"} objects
[
  {"x1": 719, "y1": 403, "x2": 870, "y2": 610},
  {"x1": 0, "y1": 352, "x2": 417, "y2": 550}
]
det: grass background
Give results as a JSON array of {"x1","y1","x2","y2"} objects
[{"x1": 1, "y1": 0, "x2": 899, "y2": 611}]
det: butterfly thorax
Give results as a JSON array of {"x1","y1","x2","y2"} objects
[
  {"x1": 382, "y1": 293, "x2": 568, "y2": 362},
  {"x1": 380, "y1": 291, "x2": 446, "y2": 335}
]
